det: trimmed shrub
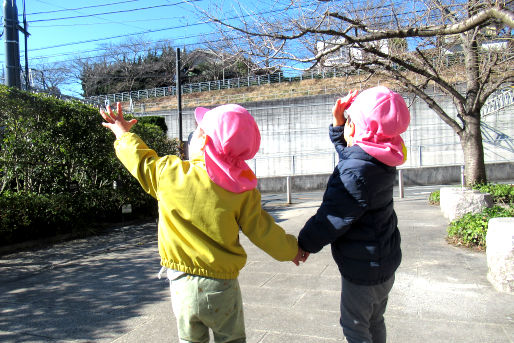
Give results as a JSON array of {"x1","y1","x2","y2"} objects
[
  {"x1": 0, "y1": 85, "x2": 179, "y2": 246},
  {"x1": 471, "y1": 183, "x2": 514, "y2": 204},
  {"x1": 137, "y1": 116, "x2": 168, "y2": 134},
  {"x1": 0, "y1": 191, "x2": 88, "y2": 243},
  {"x1": 428, "y1": 190, "x2": 440, "y2": 205},
  {"x1": 429, "y1": 184, "x2": 513, "y2": 206},
  {"x1": 447, "y1": 205, "x2": 514, "y2": 249}
]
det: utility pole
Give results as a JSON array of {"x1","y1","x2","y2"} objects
[
  {"x1": 176, "y1": 48, "x2": 183, "y2": 155},
  {"x1": 22, "y1": 0, "x2": 30, "y2": 90},
  {"x1": 3, "y1": 0, "x2": 21, "y2": 88}
]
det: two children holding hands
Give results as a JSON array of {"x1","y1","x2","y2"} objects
[{"x1": 100, "y1": 85, "x2": 410, "y2": 343}]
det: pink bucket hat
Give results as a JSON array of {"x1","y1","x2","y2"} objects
[
  {"x1": 195, "y1": 104, "x2": 261, "y2": 193},
  {"x1": 346, "y1": 86, "x2": 410, "y2": 166}
]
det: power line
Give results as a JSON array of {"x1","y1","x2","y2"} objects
[
  {"x1": 26, "y1": 0, "x2": 144, "y2": 15},
  {"x1": 29, "y1": 20, "x2": 215, "y2": 52},
  {"x1": 16, "y1": 2, "x2": 463, "y2": 65},
  {"x1": 18, "y1": 2, "x2": 314, "y2": 60},
  {"x1": 28, "y1": 1, "x2": 202, "y2": 23},
  {"x1": 29, "y1": 16, "x2": 180, "y2": 28},
  {"x1": 25, "y1": 32, "x2": 217, "y2": 61},
  {"x1": 28, "y1": 0, "x2": 157, "y2": 38},
  {"x1": 28, "y1": 6, "x2": 287, "y2": 52},
  {"x1": 25, "y1": 33, "x2": 248, "y2": 64}
]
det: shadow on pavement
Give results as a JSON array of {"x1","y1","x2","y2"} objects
[{"x1": 0, "y1": 223, "x2": 165, "y2": 342}]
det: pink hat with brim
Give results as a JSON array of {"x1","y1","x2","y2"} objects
[
  {"x1": 195, "y1": 104, "x2": 260, "y2": 193},
  {"x1": 346, "y1": 86, "x2": 411, "y2": 167}
]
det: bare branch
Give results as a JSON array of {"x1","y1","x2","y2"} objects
[
  {"x1": 355, "y1": 60, "x2": 464, "y2": 134},
  {"x1": 355, "y1": 43, "x2": 467, "y2": 108},
  {"x1": 414, "y1": 47, "x2": 441, "y2": 80},
  {"x1": 312, "y1": 8, "x2": 513, "y2": 43},
  {"x1": 201, "y1": 0, "x2": 512, "y2": 185},
  {"x1": 479, "y1": 71, "x2": 514, "y2": 105}
]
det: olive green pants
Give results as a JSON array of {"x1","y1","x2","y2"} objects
[{"x1": 169, "y1": 274, "x2": 246, "y2": 343}]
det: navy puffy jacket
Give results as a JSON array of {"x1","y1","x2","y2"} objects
[{"x1": 298, "y1": 125, "x2": 401, "y2": 285}]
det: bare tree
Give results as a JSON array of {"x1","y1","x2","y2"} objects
[
  {"x1": 29, "y1": 60, "x2": 74, "y2": 96},
  {"x1": 102, "y1": 36, "x2": 154, "y2": 92},
  {"x1": 73, "y1": 38, "x2": 179, "y2": 96},
  {"x1": 203, "y1": 30, "x2": 279, "y2": 76},
  {"x1": 205, "y1": 0, "x2": 514, "y2": 185}
]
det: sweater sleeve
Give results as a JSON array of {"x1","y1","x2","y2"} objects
[
  {"x1": 238, "y1": 190, "x2": 298, "y2": 261},
  {"x1": 298, "y1": 169, "x2": 367, "y2": 253},
  {"x1": 114, "y1": 132, "x2": 168, "y2": 199}
]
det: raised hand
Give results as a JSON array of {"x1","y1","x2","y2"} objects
[
  {"x1": 332, "y1": 89, "x2": 358, "y2": 127},
  {"x1": 100, "y1": 102, "x2": 138, "y2": 139}
]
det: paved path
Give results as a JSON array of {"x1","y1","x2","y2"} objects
[{"x1": 1, "y1": 186, "x2": 513, "y2": 342}]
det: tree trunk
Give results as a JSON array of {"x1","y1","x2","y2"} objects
[{"x1": 460, "y1": 113, "x2": 487, "y2": 186}]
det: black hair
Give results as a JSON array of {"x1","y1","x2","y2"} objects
[{"x1": 187, "y1": 131, "x2": 194, "y2": 145}]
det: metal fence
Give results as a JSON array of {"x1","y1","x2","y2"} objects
[
  {"x1": 129, "y1": 85, "x2": 348, "y2": 114},
  {"x1": 84, "y1": 68, "x2": 362, "y2": 106},
  {"x1": 482, "y1": 87, "x2": 514, "y2": 116}
]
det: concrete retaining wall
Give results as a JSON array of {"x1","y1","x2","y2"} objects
[
  {"x1": 257, "y1": 173, "x2": 331, "y2": 193},
  {"x1": 439, "y1": 187, "x2": 493, "y2": 222},
  {"x1": 399, "y1": 162, "x2": 514, "y2": 186},
  {"x1": 257, "y1": 162, "x2": 514, "y2": 193},
  {"x1": 141, "y1": 91, "x2": 514, "y2": 178}
]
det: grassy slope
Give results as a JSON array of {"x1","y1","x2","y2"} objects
[
  {"x1": 124, "y1": 73, "x2": 401, "y2": 113},
  {"x1": 121, "y1": 64, "x2": 473, "y2": 113}
]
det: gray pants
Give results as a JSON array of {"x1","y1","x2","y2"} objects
[{"x1": 340, "y1": 275, "x2": 395, "y2": 343}]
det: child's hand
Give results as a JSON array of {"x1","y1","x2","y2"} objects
[
  {"x1": 100, "y1": 102, "x2": 138, "y2": 139},
  {"x1": 332, "y1": 89, "x2": 358, "y2": 127},
  {"x1": 292, "y1": 247, "x2": 310, "y2": 266}
]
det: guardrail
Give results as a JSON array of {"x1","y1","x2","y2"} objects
[
  {"x1": 128, "y1": 85, "x2": 346, "y2": 114},
  {"x1": 482, "y1": 87, "x2": 514, "y2": 117},
  {"x1": 83, "y1": 68, "x2": 361, "y2": 106}
]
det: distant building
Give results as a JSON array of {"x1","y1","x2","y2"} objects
[
  {"x1": 315, "y1": 27, "x2": 510, "y2": 72},
  {"x1": 315, "y1": 38, "x2": 391, "y2": 71}
]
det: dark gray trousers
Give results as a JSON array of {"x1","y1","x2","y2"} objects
[{"x1": 340, "y1": 275, "x2": 395, "y2": 343}]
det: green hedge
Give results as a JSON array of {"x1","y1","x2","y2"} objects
[
  {"x1": 429, "y1": 183, "x2": 513, "y2": 206},
  {"x1": 428, "y1": 190, "x2": 440, "y2": 205},
  {"x1": 137, "y1": 116, "x2": 168, "y2": 134},
  {"x1": 472, "y1": 183, "x2": 514, "y2": 204},
  {"x1": 447, "y1": 205, "x2": 514, "y2": 249},
  {"x1": 443, "y1": 183, "x2": 514, "y2": 250},
  {"x1": 0, "y1": 85, "x2": 179, "y2": 246}
]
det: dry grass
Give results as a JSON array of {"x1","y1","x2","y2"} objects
[
  {"x1": 446, "y1": 236, "x2": 486, "y2": 252},
  {"x1": 123, "y1": 67, "x2": 469, "y2": 113},
  {"x1": 123, "y1": 74, "x2": 397, "y2": 113}
]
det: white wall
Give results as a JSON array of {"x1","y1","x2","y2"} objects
[{"x1": 139, "y1": 90, "x2": 514, "y2": 178}]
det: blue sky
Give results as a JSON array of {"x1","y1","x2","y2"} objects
[
  {"x1": 2, "y1": 0, "x2": 431, "y2": 97},
  {"x1": 2, "y1": 0, "x2": 285, "y2": 96}
]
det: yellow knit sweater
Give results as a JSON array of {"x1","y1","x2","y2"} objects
[{"x1": 114, "y1": 132, "x2": 298, "y2": 279}]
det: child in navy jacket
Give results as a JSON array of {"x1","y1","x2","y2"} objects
[{"x1": 298, "y1": 86, "x2": 410, "y2": 343}]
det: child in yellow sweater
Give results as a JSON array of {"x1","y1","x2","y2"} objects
[{"x1": 100, "y1": 103, "x2": 305, "y2": 343}]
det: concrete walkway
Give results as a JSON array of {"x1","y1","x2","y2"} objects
[{"x1": 1, "y1": 186, "x2": 513, "y2": 342}]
